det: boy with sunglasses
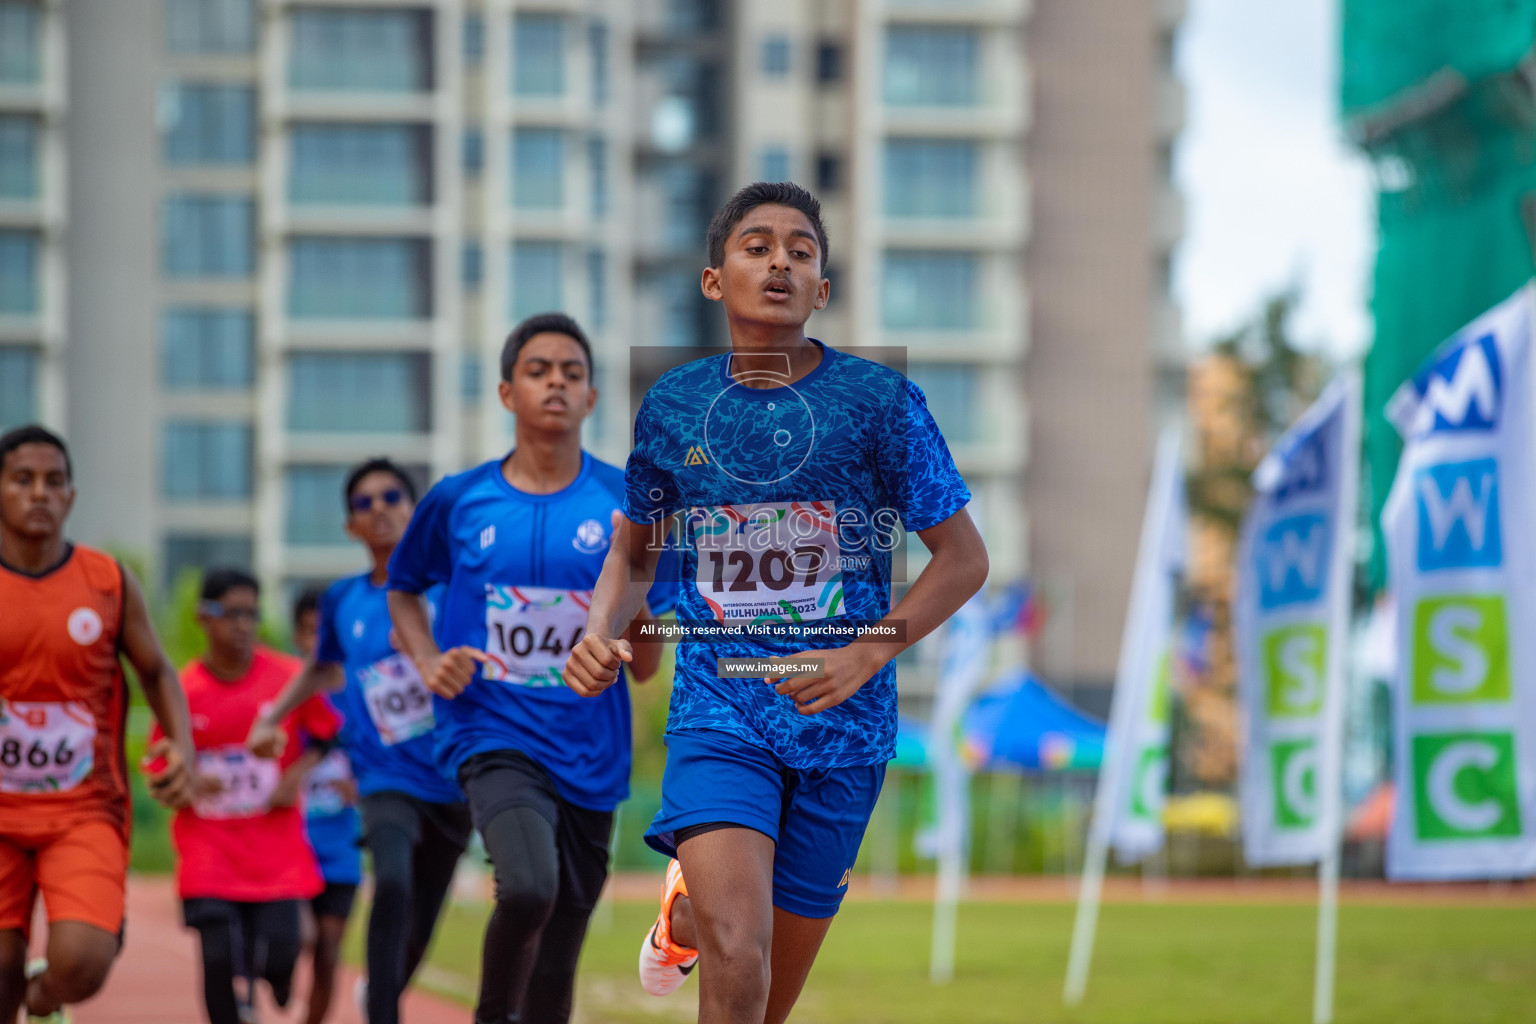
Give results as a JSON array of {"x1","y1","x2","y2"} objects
[
  {"x1": 249, "y1": 460, "x2": 470, "y2": 1024},
  {"x1": 387, "y1": 313, "x2": 679, "y2": 1024},
  {"x1": 156, "y1": 569, "x2": 340, "y2": 1024}
]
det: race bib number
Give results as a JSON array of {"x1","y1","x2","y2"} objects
[
  {"x1": 483, "y1": 586, "x2": 591, "y2": 688},
  {"x1": 194, "y1": 746, "x2": 279, "y2": 820},
  {"x1": 689, "y1": 502, "x2": 844, "y2": 623},
  {"x1": 303, "y1": 749, "x2": 353, "y2": 818},
  {"x1": 359, "y1": 654, "x2": 435, "y2": 745},
  {"x1": 0, "y1": 700, "x2": 96, "y2": 794}
]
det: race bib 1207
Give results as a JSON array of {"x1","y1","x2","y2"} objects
[
  {"x1": 689, "y1": 501, "x2": 844, "y2": 623},
  {"x1": 358, "y1": 653, "x2": 435, "y2": 745},
  {"x1": 0, "y1": 700, "x2": 96, "y2": 794},
  {"x1": 483, "y1": 585, "x2": 591, "y2": 688},
  {"x1": 194, "y1": 746, "x2": 279, "y2": 820}
]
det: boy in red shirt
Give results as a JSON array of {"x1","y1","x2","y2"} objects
[{"x1": 153, "y1": 569, "x2": 338, "y2": 1024}]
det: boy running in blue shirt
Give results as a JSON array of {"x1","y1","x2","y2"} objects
[
  {"x1": 386, "y1": 314, "x2": 678, "y2": 1024},
  {"x1": 565, "y1": 182, "x2": 989, "y2": 1024}
]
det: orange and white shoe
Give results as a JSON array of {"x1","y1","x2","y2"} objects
[{"x1": 638, "y1": 858, "x2": 699, "y2": 996}]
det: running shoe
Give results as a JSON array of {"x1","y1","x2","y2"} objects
[{"x1": 638, "y1": 858, "x2": 698, "y2": 996}]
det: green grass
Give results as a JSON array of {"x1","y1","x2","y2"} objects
[{"x1": 350, "y1": 897, "x2": 1536, "y2": 1024}]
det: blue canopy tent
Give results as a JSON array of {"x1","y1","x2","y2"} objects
[{"x1": 962, "y1": 671, "x2": 1106, "y2": 772}]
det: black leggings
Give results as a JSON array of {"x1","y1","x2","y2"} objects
[
  {"x1": 460, "y1": 750, "x2": 613, "y2": 1024},
  {"x1": 359, "y1": 792, "x2": 473, "y2": 1024},
  {"x1": 182, "y1": 898, "x2": 302, "y2": 1024}
]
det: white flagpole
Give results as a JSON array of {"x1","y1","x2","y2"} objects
[{"x1": 1064, "y1": 428, "x2": 1181, "y2": 1006}]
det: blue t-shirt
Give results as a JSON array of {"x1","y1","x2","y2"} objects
[
  {"x1": 301, "y1": 701, "x2": 363, "y2": 886},
  {"x1": 387, "y1": 453, "x2": 680, "y2": 811},
  {"x1": 316, "y1": 575, "x2": 462, "y2": 805},
  {"x1": 623, "y1": 341, "x2": 970, "y2": 769}
]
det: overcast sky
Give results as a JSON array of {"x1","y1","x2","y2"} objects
[{"x1": 1173, "y1": 0, "x2": 1376, "y2": 361}]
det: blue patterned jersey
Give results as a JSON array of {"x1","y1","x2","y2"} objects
[
  {"x1": 387, "y1": 453, "x2": 680, "y2": 811},
  {"x1": 316, "y1": 575, "x2": 462, "y2": 805},
  {"x1": 623, "y1": 341, "x2": 971, "y2": 768}
]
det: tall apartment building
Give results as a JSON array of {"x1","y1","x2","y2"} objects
[{"x1": 0, "y1": 0, "x2": 1181, "y2": 704}]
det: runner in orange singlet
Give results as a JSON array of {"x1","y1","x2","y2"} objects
[{"x1": 0, "y1": 425, "x2": 197, "y2": 1023}]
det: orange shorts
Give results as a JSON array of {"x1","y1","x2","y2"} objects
[{"x1": 0, "y1": 818, "x2": 128, "y2": 938}]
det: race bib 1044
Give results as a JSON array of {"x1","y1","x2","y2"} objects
[
  {"x1": 0, "y1": 700, "x2": 96, "y2": 794},
  {"x1": 483, "y1": 586, "x2": 591, "y2": 688},
  {"x1": 688, "y1": 501, "x2": 844, "y2": 623},
  {"x1": 359, "y1": 653, "x2": 435, "y2": 746},
  {"x1": 194, "y1": 746, "x2": 279, "y2": 820}
]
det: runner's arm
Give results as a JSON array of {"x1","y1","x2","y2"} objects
[
  {"x1": 270, "y1": 744, "x2": 324, "y2": 810},
  {"x1": 119, "y1": 567, "x2": 197, "y2": 808},
  {"x1": 247, "y1": 660, "x2": 344, "y2": 758},
  {"x1": 622, "y1": 602, "x2": 661, "y2": 683},
  {"x1": 388, "y1": 589, "x2": 486, "y2": 699},
  {"x1": 565, "y1": 513, "x2": 668, "y2": 696}
]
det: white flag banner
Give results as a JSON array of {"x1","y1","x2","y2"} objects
[
  {"x1": 1107, "y1": 428, "x2": 1185, "y2": 864},
  {"x1": 1382, "y1": 283, "x2": 1536, "y2": 881},
  {"x1": 1236, "y1": 371, "x2": 1361, "y2": 867}
]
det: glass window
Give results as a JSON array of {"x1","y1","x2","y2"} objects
[
  {"x1": 883, "y1": 139, "x2": 977, "y2": 218},
  {"x1": 906, "y1": 364, "x2": 978, "y2": 444},
  {"x1": 162, "y1": 83, "x2": 256, "y2": 166},
  {"x1": 460, "y1": 353, "x2": 480, "y2": 403},
  {"x1": 162, "y1": 194, "x2": 255, "y2": 278},
  {"x1": 463, "y1": 128, "x2": 484, "y2": 176},
  {"x1": 463, "y1": 12, "x2": 484, "y2": 64},
  {"x1": 881, "y1": 250, "x2": 978, "y2": 330},
  {"x1": 289, "y1": 237, "x2": 431, "y2": 319},
  {"x1": 511, "y1": 241, "x2": 561, "y2": 322},
  {"x1": 587, "y1": 136, "x2": 607, "y2": 218},
  {"x1": 286, "y1": 464, "x2": 350, "y2": 545},
  {"x1": 167, "y1": 0, "x2": 256, "y2": 54},
  {"x1": 162, "y1": 533, "x2": 253, "y2": 590},
  {"x1": 884, "y1": 27, "x2": 979, "y2": 107},
  {"x1": 816, "y1": 42, "x2": 842, "y2": 84},
  {"x1": 162, "y1": 308, "x2": 255, "y2": 390},
  {"x1": 761, "y1": 35, "x2": 791, "y2": 76},
  {"x1": 162, "y1": 420, "x2": 253, "y2": 501},
  {"x1": 0, "y1": 345, "x2": 36, "y2": 430},
  {"x1": 287, "y1": 351, "x2": 430, "y2": 433},
  {"x1": 815, "y1": 152, "x2": 840, "y2": 192},
  {"x1": 586, "y1": 247, "x2": 606, "y2": 330},
  {"x1": 511, "y1": 127, "x2": 563, "y2": 209},
  {"x1": 655, "y1": 163, "x2": 708, "y2": 252},
  {"x1": 589, "y1": 21, "x2": 609, "y2": 106},
  {"x1": 290, "y1": 123, "x2": 431, "y2": 205},
  {"x1": 513, "y1": 13, "x2": 564, "y2": 97},
  {"x1": 0, "y1": 114, "x2": 38, "y2": 199},
  {"x1": 0, "y1": 2, "x2": 40, "y2": 85},
  {"x1": 0, "y1": 229, "x2": 38, "y2": 313},
  {"x1": 289, "y1": 8, "x2": 433, "y2": 93},
  {"x1": 760, "y1": 145, "x2": 790, "y2": 183},
  {"x1": 461, "y1": 240, "x2": 482, "y2": 289}
]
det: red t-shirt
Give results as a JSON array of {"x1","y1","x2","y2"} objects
[{"x1": 152, "y1": 647, "x2": 339, "y2": 901}]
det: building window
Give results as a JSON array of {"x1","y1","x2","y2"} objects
[
  {"x1": 586, "y1": 247, "x2": 606, "y2": 330},
  {"x1": 588, "y1": 136, "x2": 607, "y2": 218},
  {"x1": 288, "y1": 351, "x2": 431, "y2": 433},
  {"x1": 883, "y1": 139, "x2": 978, "y2": 218},
  {"x1": 290, "y1": 123, "x2": 432, "y2": 206},
  {"x1": 162, "y1": 420, "x2": 253, "y2": 501},
  {"x1": 815, "y1": 42, "x2": 843, "y2": 84},
  {"x1": 761, "y1": 35, "x2": 791, "y2": 77},
  {"x1": 589, "y1": 21, "x2": 609, "y2": 106},
  {"x1": 656, "y1": 164, "x2": 708, "y2": 253},
  {"x1": 884, "y1": 27, "x2": 979, "y2": 107},
  {"x1": 162, "y1": 194, "x2": 255, "y2": 278},
  {"x1": 463, "y1": 12, "x2": 484, "y2": 64},
  {"x1": 460, "y1": 353, "x2": 481, "y2": 403},
  {"x1": 0, "y1": 114, "x2": 37, "y2": 199},
  {"x1": 881, "y1": 250, "x2": 978, "y2": 330},
  {"x1": 0, "y1": 1, "x2": 40, "y2": 85},
  {"x1": 815, "y1": 152, "x2": 840, "y2": 193},
  {"x1": 511, "y1": 241, "x2": 562, "y2": 322},
  {"x1": 906, "y1": 364, "x2": 979, "y2": 444},
  {"x1": 286, "y1": 465, "x2": 350, "y2": 545},
  {"x1": 463, "y1": 128, "x2": 484, "y2": 177},
  {"x1": 167, "y1": 0, "x2": 256, "y2": 54},
  {"x1": 163, "y1": 533, "x2": 253, "y2": 590},
  {"x1": 511, "y1": 127, "x2": 564, "y2": 209},
  {"x1": 461, "y1": 240, "x2": 482, "y2": 289},
  {"x1": 0, "y1": 345, "x2": 36, "y2": 429},
  {"x1": 289, "y1": 237, "x2": 432, "y2": 319},
  {"x1": 513, "y1": 13, "x2": 564, "y2": 97},
  {"x1": 162, "y1": 83, "x2": 256, "y2": 166},
  {"x1": 162, "y1": 308, "x2": 254, "y2": 390},
  {"x1": 760, "y1": 145, "x2": 791, "y2": 183},
  {"x1": 289, "y1": 8, "x2": 434, "y2": 93},
  {"x1": 0, "y1": 230, "x2": 37, "y2": 313}
]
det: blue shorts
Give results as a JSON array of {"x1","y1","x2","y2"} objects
[{"x1": 644, "y1": 729, "x2": 886, "y2": 919}]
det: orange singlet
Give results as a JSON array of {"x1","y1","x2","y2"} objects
[{"x1": 0, "y1": 544, "x2": 132, "y2": 937}]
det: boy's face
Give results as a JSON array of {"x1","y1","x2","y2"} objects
[
  {"x1": 703, "y1": 204, "x2": 829, "y2": 331},
  {"x1": 0, "y1": 443, "x2": 74, "y2": 542},
  {"x1": 198, "y1": 585, "x2": 259, "y2": 667},
  {"x1": 292, "y1": 609, "x2": 318, "y2": 660},
  {"x1": 345, "y1": 470, "x2": 415, "y2": 551},
  {"x1": 498, "y1": 332, "x2": 597, "y2": 433}
]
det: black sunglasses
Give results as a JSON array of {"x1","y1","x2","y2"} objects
[
  {"x1": 199, "y1": 601, "x2": 260, "y2": 623},
  {"x1": 349, "y1": 488, "x2": 406, "y2": 514}
]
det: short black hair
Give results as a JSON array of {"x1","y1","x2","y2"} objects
[
  {"x1": 706, "y1": 181, "x2": 829, "y2": 273},
  {"x1": 344, "y1": 457, "x2": 418, "y2": 513},
  {"x1": 0, "y1": 424, "x2": 72, "y2": 479},
  {"x1": 500, "y1": 313, "x2": 594, "y2": 382},
  {"x1": 202, "y1": 567, "x2": 259, "y2": 603},
  {"x1": 293, "y1": 586, "x2": 323, "y2": 627}
]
